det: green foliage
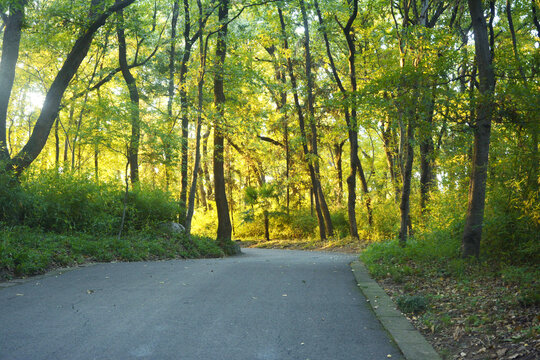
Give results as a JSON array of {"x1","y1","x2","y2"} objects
[
  {"x1": 0, "y1": 170, "x2": 30, "y2": 225},
  {"x1": 0, "y1": 171, "x2": 180, "y2": 235},
  {"x1": 0, "y1": 226, "x2": 223, "y2": 279},
  {"x1": 396, "y1": 295, "x2": 429, "y2": 314},
  {"x1": 235, "y1": 209, "x2": 318, "y2": 240},
  {"x1": 22, "y1": 170, "x2": 120, "y2": 233},
  {"x1": 125, "y1": 185, "x2": 179, "y2": 231}
]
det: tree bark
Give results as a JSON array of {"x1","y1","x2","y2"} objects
[
  {"x1": 380, "y1": 116, "x2": 401, "y2": 201},
  {"x1": 213, "y1": 0, "x2": 233, "y2": 248},
  {"x1": 116, "y1": 1, "x2": 140, "y2": 184},
  {"x1": 334, "y1": 141, "x2": 344, "y2": 204},
  {"x1": 462, "y1": 0, "x2": 496, "y2": 258}
]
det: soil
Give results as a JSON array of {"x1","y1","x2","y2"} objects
[{"x1": 377, "y1": 273, "x2": 540, "y2": 360}]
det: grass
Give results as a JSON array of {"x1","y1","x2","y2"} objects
[{"x1": 0, "y1": 226, "x2": 224, "y2": 280}]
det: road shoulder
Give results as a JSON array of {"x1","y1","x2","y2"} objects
[{"x1": 351, "y1": 260, "x2": 441, "y2": 360}]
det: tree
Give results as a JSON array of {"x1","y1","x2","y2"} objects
[
  {"x1": 0, "y1": 0, "x2": 136, "y2": 176},
  {"x1": 213, "y1": 0, "x2": 234, "y2": 249},
  {"x1": 116, "y1": 0, "x2": 141, "y2": 184},
  {"x1": 462, "y1": 0, "x2": 496, "y2": 258}
]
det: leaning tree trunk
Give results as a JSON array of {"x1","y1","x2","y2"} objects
[
  {"x1": 0, "y1": 1, "x2": 26, "y2": 162},
  {"x1": 213, "y1": 0, "x2": 234, "y2": 251},
  {"x1": 462, "y1": 0, "x2": 496, "y2": 258}
]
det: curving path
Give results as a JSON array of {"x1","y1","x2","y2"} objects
[{"x1": 0, "y1": 248, "x2": 403, "y2": 360}]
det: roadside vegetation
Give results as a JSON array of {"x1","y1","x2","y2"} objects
[{"x1": 0, "y1": 170, "x2": 223, "y2": 280}]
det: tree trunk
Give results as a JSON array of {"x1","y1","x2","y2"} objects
[
  {"x1": 315, "y1": 0, "x2": 373, "y2": 236},
  {"x1": 399, "y1": 121, "x2": 414, "y2": 246},
  {"x1": 299, "y1": 0, "x2": 333, "y2": 237},
  {"x1": 116, "y1": 2, "x2": 140, "y2": 184},
  {"x1": 54, "y1": 115, "x2": 60, "y2": 167},
  {"x1": 278, "y1": 6, "x2": 326, "y2": 240},
  {"x1": 419, "y1": 92, "x2": 435, "y2": 214},
  {"x1": 264, "y1": 210, "x2": 270, "y2": 241},
  {"x1": 202, "y1": 129, "x2": 213, "y2": 205},
  {"x1": 179, "y1": 0, "x2": 197, "y2": 224},
  {"x1": 165, "y1": 0, "x2": 180, "y2": 191},
  {"x1": 334, "y1": 141, "x2": 344, "y2": 204},
  {"x1": 213, "y1": 0, "x2": 234, "y2": 249},
  {"x1": 0, "y1": 1, "x2": 26, "y2": 162},
  {"x1": 186, "y1": 5, "x2": 209, "y2": 235},
  {"x1": 381, "y1": 117, "x2": 401, "y2": 201},
  {"x1": 462, "y1": 0, "x2": 496, "y2": 258}
]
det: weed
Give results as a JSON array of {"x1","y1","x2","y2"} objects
[{"x1": 396, "y1": 295, "x2": 429, "y2": 314}]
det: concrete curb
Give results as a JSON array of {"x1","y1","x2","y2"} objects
[{"x1": 351, "y1": 260, "x2": 441, "y2": 360}]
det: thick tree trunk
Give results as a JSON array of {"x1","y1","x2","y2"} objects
[
  {"x1": 0, "y1": 1, "x2": 26, "y2": 162},
  {"x1": 213, "y1": 0, "x2": 234, "y2": 249},
  {"x1": 278, "y1": 6, "x2": 326, "y2": 240},
  {"x1": 299, "y1": 0, "x2": 333, "y2": 237},
  {"x1": 8, "y1": 0, "x2": 135, "y2": 175},
  {"x1": 462, "y1": 0, "x2": 496, "y2": 258},
  {"x1": 116, "y1": 3, "x2": 140, "y2": 184}
]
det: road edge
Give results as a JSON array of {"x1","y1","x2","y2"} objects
[{"x1": 351, "y1": 260, "x2": 441, "y2": 360}]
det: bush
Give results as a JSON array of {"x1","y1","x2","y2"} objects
[
  {"x1": 22, "y1": 170, "x2": 120, "y2": 233},
  {"x1": 125, "y1": 185, "x2": 179, "y2": 231},
  {"x1": 0, "y1": 170, "x2": 31, "y2": 225}
]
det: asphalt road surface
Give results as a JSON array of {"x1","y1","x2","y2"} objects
[{"x1": 0, "y1": 248, "x2": 403, "y2": 360}]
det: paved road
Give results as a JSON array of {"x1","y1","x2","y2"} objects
[{"x1": 0, "y1": 248, "x2": 403, "y2": 360}]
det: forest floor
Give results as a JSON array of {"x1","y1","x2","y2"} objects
[{"x1": 240, "y1": 238, "x2": 540, "y2": 360}]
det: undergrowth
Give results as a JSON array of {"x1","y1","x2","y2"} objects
[{"x1": 0, "y1": 226, "x2": 223, "y2": 280}]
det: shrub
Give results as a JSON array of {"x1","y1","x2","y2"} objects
[
  {"x1": 22, "y1": 170, "x2": 120, "y2": 233},
  {"x1": 125, "y1": 185, "x2": 179, "y2": 231}
]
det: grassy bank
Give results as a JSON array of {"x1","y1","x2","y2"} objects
[{"x1": 0, "y1": 226, "x2": 224, "y2": 280}]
